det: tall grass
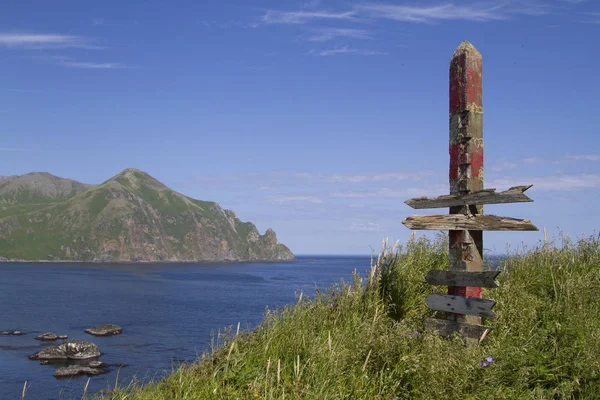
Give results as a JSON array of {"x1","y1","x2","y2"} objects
[{"x1": 95, "y1": 233, "x2": 600, "y2": 399}]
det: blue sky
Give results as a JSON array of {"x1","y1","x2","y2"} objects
[{"x1": 1, "y1": 0, "x2": 599, "y2": 255}]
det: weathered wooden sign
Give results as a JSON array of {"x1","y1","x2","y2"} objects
[
  {"x1": 403, "y1": 215, "x2": 537, "y2": 231},
  {"x1": 402, "y1": 41, "x2": 538, "y2": 342}
]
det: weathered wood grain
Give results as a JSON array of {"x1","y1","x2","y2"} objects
[
  {"x1": 404, "y1": 185, "x2": 533, "y2": 209},
  {"x1": 402, "y1": 214, "x2": 538, "y2": 231},
  {"x1": 426, "y1": 270, "x2": 500, "y2": 288},
  {"x1": 424, "y1": 317, "x2": 493, "y2": 339},
  {"x1": 426, "y1": 294, "x2": 496, "y2": 318}
]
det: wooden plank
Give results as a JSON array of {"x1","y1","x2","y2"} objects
[
  {"x1": 405, "y1": 185, "x2": 533, "y2": 209},
  {"x1": 424, "y1": 317, "x2": 492, "y2": 340},
  {"x1": 426, "y1": 294, "x2": 496, "y2": 318},
  {"x1": 402, "y1": 214, "x2": 538, "y2": 231},
  {"x1": 426, "y1": 270, "x2": 500, "y2": 288}
]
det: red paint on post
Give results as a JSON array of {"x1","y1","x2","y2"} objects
[
  {"x1": 449, "y1": 51, "x2": 482, "y2": 114},
  {"x1": 448, "y1": 41, "x2": 484, "y2": 324}
]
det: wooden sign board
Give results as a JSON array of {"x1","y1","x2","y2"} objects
[
  {"x1": 426, "y1": 270, "x2": 500, "y2": 288},
  {"x1": 402, "y1": 214, "x2": 538, "y2": 231},
  {"x1": 405, "y1": 185, "x2": 533, "y2": 209},
  {"x1": 426, "y1": 294, "x2": 496, "y2": 318}
]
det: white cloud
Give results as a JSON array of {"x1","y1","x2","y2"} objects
[
  {"x1": 489, "y1": 174, "x2": 600, "y2": 191},
  {"x1": 355, "y1": 2, "x2": 549, "y2": 22},
  {"x1": 262, "y1": 10, "x2": 356, "y2": 24},
  {"x1": 0, "y1": 33, "x2": 100, "y2": 49},
  {"x1": 263, "y1": 1, "x2": 550, "y2": 27},
  {"x1": 270, "y1": 196, "x2": 324, "y2": 204},
  {"x1": 297, "y1": 171, "x2": 424, "y2": 183},
  {"x1": 349, "y1": 222, "x2": 381, "y2": 232},
  {"x1": 308, "y1": 28, "x2": 373, "y2": 42},
  {"x1": 355, "y1": 3, "x2": 507, "y2": 22},
  {"x1": 565, "y1": 154, "x2": 600, "y2": 161},
  {"x1": 331, "y1": 186, "x2": 442, "y2": 198},
  {"x1": 59, "y1": 61, "x2": 127, "y2": 69},
  {"x1": 312, "y1": 45, "x2": 388, "y2": 56}
]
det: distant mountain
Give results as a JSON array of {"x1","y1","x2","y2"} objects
[
  {"x1": 0, "y1": 172, "x2": 93, "y2": 206},
  {"x1": 0, "y1": 169, "x2": 295, "y2": 262}
]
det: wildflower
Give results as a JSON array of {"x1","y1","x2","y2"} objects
[
  {"x1": 479, "y1": 361, "x2": 489, "y2": 367},
  {"x1": 485, "y1": 355, "x2": 493, "y2": 363}
]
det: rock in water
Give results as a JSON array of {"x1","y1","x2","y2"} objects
[
  {"x1": 36, "y1": 332, "x2": 59, "y2": 341},
  {"x1": 57, "y1": 335, "x2": 68, "y2": 340},
  {"x1": 0, "y1": 330, "x2": 22, "y2": 335},
  {"x1": 29, "y1": 340, "x2": 101, "y2": 360},
  {"x1": 54, "y1": 365, "x2": 108, "y2": 378},
  {"x1": 84, "y1": 324, "x2": 122, "y2": 336},
  {"x1": 87, "y1": 361, "x2": 108, "y2": 368}
]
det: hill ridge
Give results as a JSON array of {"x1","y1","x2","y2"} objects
[{"x1": 0, "y1": 169, "x2": 294, "y2": 263}]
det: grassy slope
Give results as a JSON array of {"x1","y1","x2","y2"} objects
[
  {"x1": 94, "y1": 234, "x2": 600, "y2": 400},
  {"x1": 0, "y1": 169, "x2": 294, "y2": 261}
]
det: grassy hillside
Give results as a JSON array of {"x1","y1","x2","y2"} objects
[
  {"x1": 94, "y1": 233, "x2": 600, "y2": 399},
  {"x1": 0, "y1": 169, "x2": 294, "y2": 262}
]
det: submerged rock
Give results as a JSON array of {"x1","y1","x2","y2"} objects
[
  {"x1": 29, "y1": 340, "x2": 101, "y2": 360},
  {"x1": 36, "y1": 332, "x2": 65, "y2": 341},
  {"x1": 0, "y1": 331, "x2": 22, "y2": 336},
  {"x1": 54, "y1": 365, "x2": 108, "y2": 378},
  {"x1": 87, "y1": 361, "x2": 108, "y2": 368},
  {"x1": 84, "y1": 324, "x2": 122, "y2": 336}
]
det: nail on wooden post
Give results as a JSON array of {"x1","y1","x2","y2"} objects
[{"x1": 448, "y1": 40, "x2": 484, "y2": 331}]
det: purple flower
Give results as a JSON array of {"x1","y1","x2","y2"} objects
[
  {"x1": 479, "y1": 361, "x2": 489, "y2": 367},
  {"x1": 414, "y1": 331, "x2": 419, "y2": 336},
  {"x1": 485, "y1": 355, "x2": 493, "y2": 363}
]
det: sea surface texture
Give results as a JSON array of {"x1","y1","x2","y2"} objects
[{"x1": 0, "y1": 256, "x2": 370, "y2": 400}]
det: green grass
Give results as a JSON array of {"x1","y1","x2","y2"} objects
[{"x1": 92, "y1": 233, "x2": 600, "y2": 399}]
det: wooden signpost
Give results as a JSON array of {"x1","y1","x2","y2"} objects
[{"x1": 402, "y1": 41, "x2": 538, "y2": 342}]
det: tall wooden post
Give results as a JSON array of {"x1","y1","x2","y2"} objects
[
  {"x1": 448, "y1": 41, "x2": 484, "y2": 327},
  {"x1": 402, "y1": 40, "x2": 537, "y2": 342}
]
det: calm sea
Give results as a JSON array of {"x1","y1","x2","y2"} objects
[{"x1": 0, "y1": 256, "x2": 372, "y2": 400}]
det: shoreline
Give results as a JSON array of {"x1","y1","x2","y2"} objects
[{"x1": 0, "y1": 258, "x2": 298, "y2": 265}]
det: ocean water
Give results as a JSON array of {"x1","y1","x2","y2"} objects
[{"x1": 0, "y1": 256, "x2": 372, "y2": 400}]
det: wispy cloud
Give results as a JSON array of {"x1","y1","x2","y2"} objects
[
  {"x1": 349, "y1": 222, "x2": 381, "y2": 232},
  {"x1": 312, "y1": 45, "x2": 388, "y2": 56},
  {"x1": 489, "y1": 173, "x2": 600, "y2": 191},
  {"x1": 59, "y1": 60, "x2": 127, "y2": 69},
  {"x1": 262, "y1": 10, "x2": 356, "y2": 24},
  {"x1": 331, "y1": 186, "x2": 443, "y2": 198},
  {"x1": 264, "y1": 2, "x2": 549, "y2": 27},
  {"x1": 270, "y1": 196, "x2": 324, "y2": 204},
  {"x1": 355, "y1": 3, "x2": 509, "y2": 22},
  {"x1": 308, "y1": 28, "x2": 373, "y2": 42},
  {"x1": 565, "y1": 154, "x2": 600, "y2": 161},
  {"x1": 0, "y1": 33, "x2": 101, "y2": 49},
  {"x1": 188, "y1": 170, "x2": 430, "y2": 187}
]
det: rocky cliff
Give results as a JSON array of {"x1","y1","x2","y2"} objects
[{"x1": 0, "y1": 169, "x2": 295, "y2": 262}]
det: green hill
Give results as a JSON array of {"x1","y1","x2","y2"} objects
[{"x1": 0, "y1": 168, "x2": 295, "y2": 262}]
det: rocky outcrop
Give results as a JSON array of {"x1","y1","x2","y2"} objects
[
  {"x1": 54, "y1": 364, "x2": 108, "y2": 378},
  {"x1": 35, "y1": 332, "x2": 67, "y2": 341},
  {"x1": 84, "y1": 324, "x2": 122, "y2": 336},
  {"x1": 29, "y1": 340, "x2": 101, "y2": 360},
  {"x1": 0, "y1": 330, "x2": 22, "y2": 335}
]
